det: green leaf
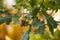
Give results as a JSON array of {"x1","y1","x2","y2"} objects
[
  {"x1": 26, "y1": 6, "x2": 40, "y2": 19},
  {"x1": 30, "y1": 17, "x2": 45, "y2": 34},
  {"x1": 21, "y1": 30, "x2": 30, "y2": 40},
  {"x1": 43, "y1": 0, "x2": 50, "y2": 9},
  {"x1": 0, "y1": 16, "x2": 5, "y2": 24},
  {"x1": 16, "y1": 0, "x2": 23, "y2": 3},
  {"x1": 35, "y1": 21, "x2": 45, "y2": 34},
  {"x1": 26, "y1": 5, "x2": 40, "y2": 20},
  {"x1": 31, "y1": 17, "x2": 39, "y2": 27},
  {"x1": 29, "y1": 0, "x2": 38, "y2": 7},
  {"x1": 12, "y1": 14, "x2": 20, "y2": 24},
  {"x1": 4, "y1": 15, "x2": 12, "y2": 25},
  {"x1": 42, "y1": 11, "x2": 57, "y2": 35},
  {"x1": 55, "y1": 0, "x2": 60, "y2": 9},
  {"x1": 42, "y1": 0, "x2": 60, "y2": 11},
  {"x1": 47, "y1": 16, "x2": 57, "y2": 35}
]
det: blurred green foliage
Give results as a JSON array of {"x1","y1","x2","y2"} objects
[
  {"x1": 0, "y1": 0, "x2": 60, "y2": 40},
  {"x1": 15, "y1": 0, "x2": 60, "y2": 40},
  {"x1": 29, "y1": 29, "x2": 60, "y2": 40},
  {"x1": 0, "y1": 0, "x2": 4, "y2": 9}
]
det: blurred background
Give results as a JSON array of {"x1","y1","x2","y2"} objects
[{"x1": 0, "y1": 0, "x2": 60, "y2": 40}]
